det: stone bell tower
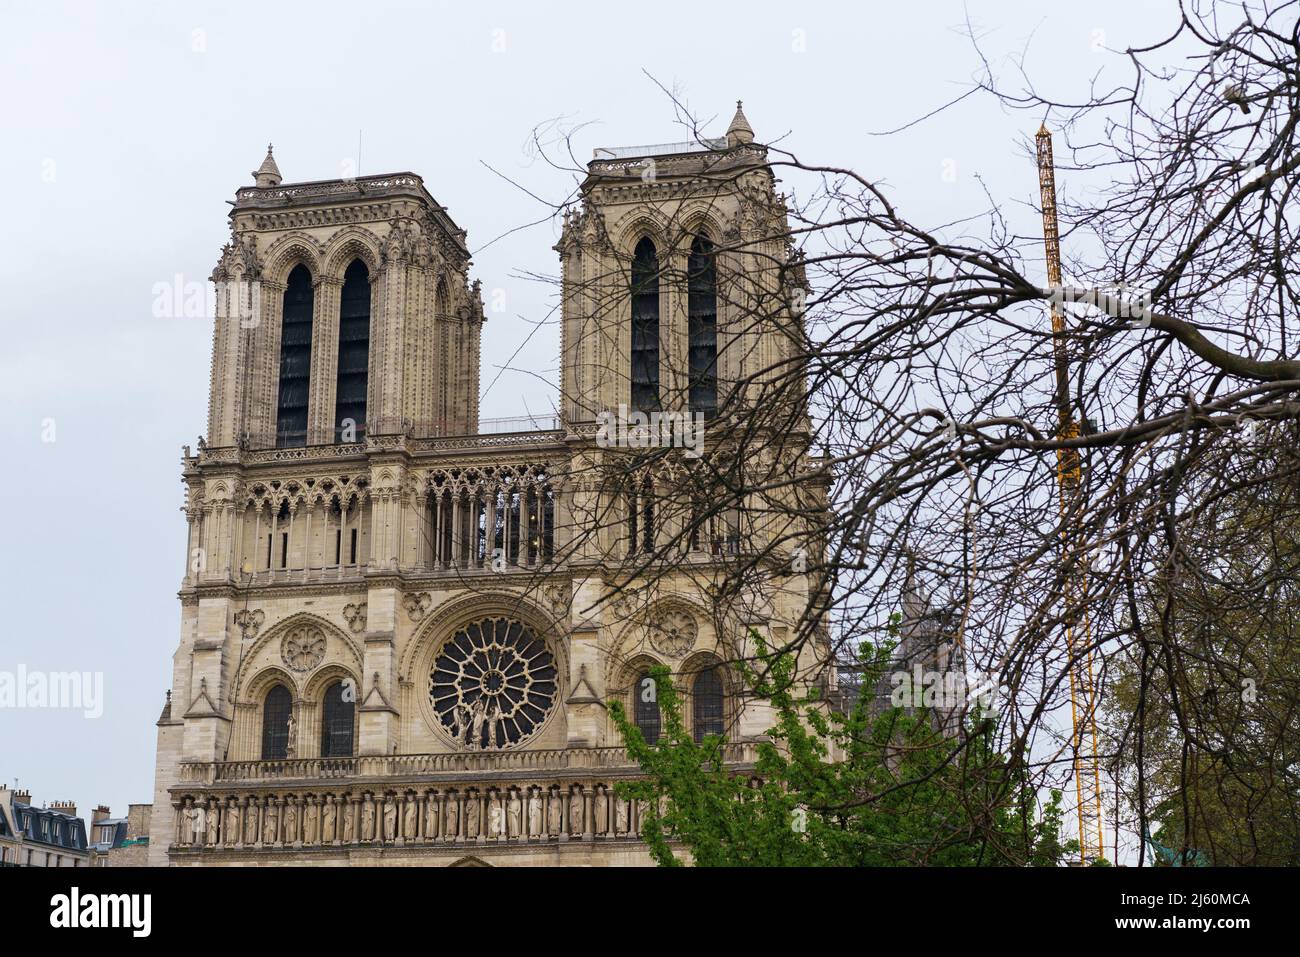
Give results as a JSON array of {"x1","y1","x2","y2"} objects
[
  {"x1": 556, "y1": 102, "x2": 809, "y2": 425},
  {"x1": 150, "y1": 149, "x2": 489, "y2": 863},
  {"x1": 149, "y1": 117, "x2": 827, "y2": 867},
  {"x1": 205, "y1": 145, "x2": 485, "y2": 450}
]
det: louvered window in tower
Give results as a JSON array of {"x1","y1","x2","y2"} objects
[
  {"x1": 630, "y1": 238, "x2": 660, "y2": 411},
  {"x1": 335, "y1": 259, "x2": 370, "y2": 442},
  {"x1": 276, "y1": 264, "x2": 314, "y2": 448},
  {"x1": 688, "y1": 235, "x2": 718, "y2": 416}
]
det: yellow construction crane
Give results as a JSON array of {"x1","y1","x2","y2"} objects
[{"x1": 1036, "y1": 124, "x2": 1105, "y2": 863}]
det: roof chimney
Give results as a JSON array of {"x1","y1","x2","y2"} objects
[
  {"x1": 13, "y1": 789, "x2": 31, "y2": 806},
  {"x1": 92, "y1": 805, "x2": 112, "y2": 824},
  {"x1": 49, "y1": 800, "x2": 77, "y2": 818}
]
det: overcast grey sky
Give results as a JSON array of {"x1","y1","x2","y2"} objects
[{"x1": 0, "y1": 0, "x2": 1176, "y2": 833}]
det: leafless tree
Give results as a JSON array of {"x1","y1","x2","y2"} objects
[{"x1": 505, "y1": 1, "x2": 1299, "y2": 862}]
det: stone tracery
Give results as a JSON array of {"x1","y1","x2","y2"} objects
[
  {"x1": 281, "y1": 624, "x2": 326, "y2": 672},
  {"x1": 428, "y1": 617, "x2": 558, "y2": 750}
]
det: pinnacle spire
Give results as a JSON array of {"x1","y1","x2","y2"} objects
[
  {"x1": 726, "y1": 100, "x2": 754, "y2": 147},
  {"x1": 252, "y1": 143, "x2": 282, "y2": 187}
]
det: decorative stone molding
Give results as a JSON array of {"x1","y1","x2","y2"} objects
[
  {"x1": 234, "y1": 608, "x2": 265, "y2": 641},
  {"x1": 280, "y1": 624, "x2": 326, "y2": 673},
  {"x1": 403, "y1": 592, "x2": 433, "y2": 622},
  {"x1": 342, "y1": 603, "x2": 368, "y2": 634},
  {"x1": 649, "y1": 607, "x2": 697, "y2": 658},
  {"x1": 541, "y1": 582, "x2": 570, "y2": 618}
]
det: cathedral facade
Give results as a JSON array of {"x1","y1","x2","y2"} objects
[{"x1": 149, "y1": 104, "x2": 831, "y2": 866}]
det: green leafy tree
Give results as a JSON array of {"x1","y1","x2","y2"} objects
[
  {"x1": 611, "y1": 630, "x2": 1075, "y2": 866},
  {"x1": 1107, "y1": 445, "x2": 1300, "y2": 866}
]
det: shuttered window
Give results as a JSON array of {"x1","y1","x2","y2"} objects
[
  {"x1": 275, "y1": 264, "x2": 314, "y2": 447},
  {"x1": 630, "y1": 238, "x2": 660, "y2": 411},
  {"x1": 688, "y1": 235, "x2": 718, "y2": 416},
  {"x1": 334, "y1": 260, "x2": 370, "y2": 442}
]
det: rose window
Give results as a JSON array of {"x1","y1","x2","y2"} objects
[
  {"x1": 428, "y1": 617, "x2": 557, "y2": 750},
  {"x1": 281, "y1": 626, "x2": 326, "y2": 672},
  {"x1": 650, "y1": 608, "x2": 697, "y2": 657}
]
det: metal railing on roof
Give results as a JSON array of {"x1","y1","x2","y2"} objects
[
  {"x1": 592, "y1": 138, "x2": 728, "y2": 160},
  {"x1": 476, "y1": 413, "x2": 562, "y2": 434}
]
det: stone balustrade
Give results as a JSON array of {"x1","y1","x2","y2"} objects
[
  {"x1": 177, "y1": 742, "x2": 758, "y2": 785},
  {"x1": 169, "y1": 744, "x2": 759, "y2": 853}
]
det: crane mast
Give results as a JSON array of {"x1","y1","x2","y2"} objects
[{"x1": 1036, "y1": 124, "x2": 1105, "y2": 863}]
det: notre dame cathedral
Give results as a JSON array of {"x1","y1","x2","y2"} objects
[{"x1": 149, "y1": 103, "x2": 832, "y2": 866}]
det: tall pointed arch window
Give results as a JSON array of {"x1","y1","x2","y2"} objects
[
  {"x1": 634, "y1": 668, "x2": 662, "y2": 745},
  {"x1": 320, "y1": 679, "x2": 355, "y2": 757},
  {"x1": 693, "y1": 666, "x2": 725, "y2": 742},
  {"x1": 630, "y1": 237, "x2": 660, "y2": 411},
  {"x1": 335, "y1": 259, "x2": 371, "y2": 442},
  {"x1": 687, "y1": 234, "x2": 718, "y2": 416},
  {"x1": 276, "y1": 264, "x2": 314, "y2": 448},
  {"x1": 261, "y1": 684, "x2": 292, "y2": 760}
]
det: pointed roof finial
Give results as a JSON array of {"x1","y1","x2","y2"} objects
[
  {"x1": 252, "y1": 143, "x2": 282, "y2": 188},
  {"x1": 726, "y1": 100, "x2": 754, "y2": 147}
]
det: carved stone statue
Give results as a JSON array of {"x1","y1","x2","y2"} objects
[
  {"x1": 383, "y1": 795, "x2": 397, "y2": 842},
  {"x1": 486, "y1": 699, "x2": 501, "y2": 750},
  {"x1": 508, "y1": 790, "x2": 522, "y2": 838},
  {"x1": 244, "y1": 800, "x2": 258, "y2": 844},
  {"x1": 445, "y1": 795, "x2": 459, "y2": 839},
  {"x1": 569, "y1": 789, "x2": 584, "y2": 835},
  {"x1": 342, "y1": 800, "x2": 355, "y2": 843},
  {"x1": 469, "y1": 699, "x2": 486, "y2": 751},
  {"x1": 615, "y1": 797, "x2": 629, "y2": 834},
  {"x1": 547, "y1": 789, "x2": 562, "y2": 835},
  {"x1": 403, "y1": 795, "x2": 418, "y2": 840},
  {"x1": 227, "y1": 800, "x2": 241, "y2": 845},
  {"x1": 361, "y1": 798, "x2": 376, "y2": 842},
  {"x1": 285, "y1": 713, "x2": 298, "y2": 759},
  {"x1": 425, "y1": 794, "x2": 439, "y2": 840},
  {"x1": 465, "y1": 795, "x2": 480, "y2": 839},
  {"x1": 262, "y1": 801, "x2": 278, "y2": 844},
  {"x1": 452, "y1": 704, "x2": 472, "y2": 749},
  {"x1": 322, "y1": 795, "x2": 338, "y2": 842},
  {"x1": 304, "y1": 799, "x2": 319, "y2": 844},
  {"x1": 190, "y1": 802, "x2": 205, "y2": 844},
  {"x1": 527, "y1": 790, "x2": 542, "y2": 837},
  {"x1": 206, "y1": 800, "x2": 219, "y2": 845},
  {"x1": 594, "y1": 787, "x2": 608, "y2": 836},
  {"x1": 488, "y1": 799, "x2": 503, "y2": 838},
  {"x1": 282, "y1": 799, "x2": 297, "y2": 843}
]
